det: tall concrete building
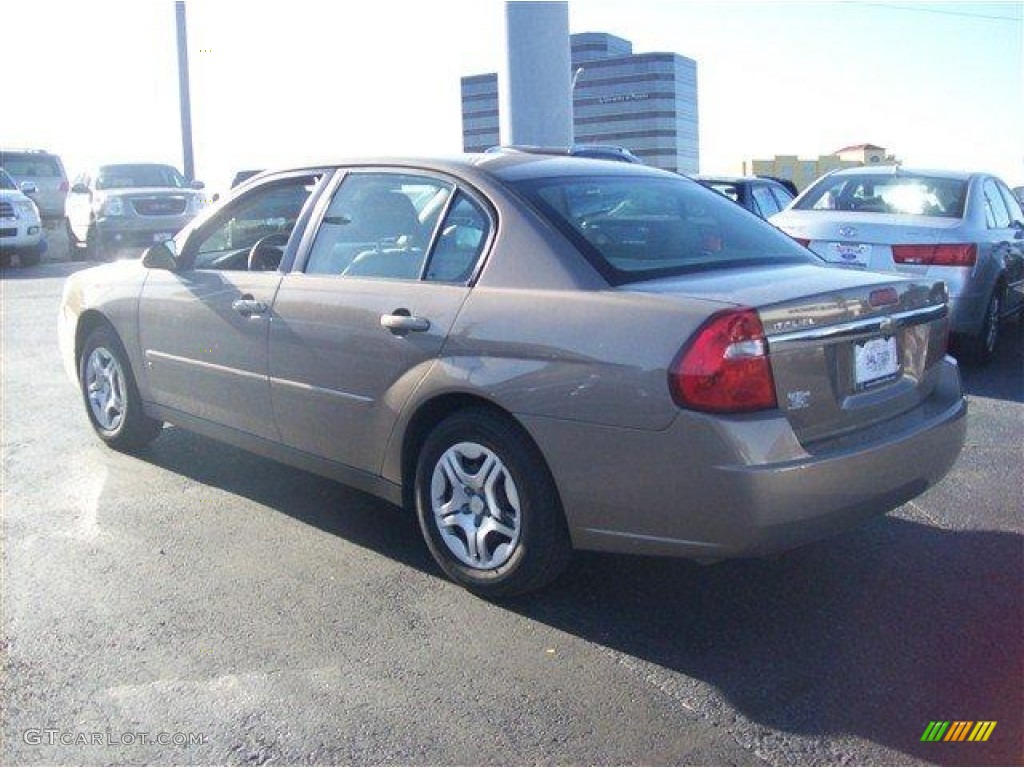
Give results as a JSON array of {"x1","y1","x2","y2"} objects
[{"x1": 460, "y1": 32, "x2": 699, "y2": 174}]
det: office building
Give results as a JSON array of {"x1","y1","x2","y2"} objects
[{"x1": 460, "y1": 32, "x2": 699, "y2": 174}]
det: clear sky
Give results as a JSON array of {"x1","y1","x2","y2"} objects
[{"x1": 3, "y1": 0, "x2": 1022, "y2": 194}]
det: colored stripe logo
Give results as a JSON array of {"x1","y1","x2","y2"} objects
[{"x1": 921, "y1": 721, "x2": 997, "y2": 742}]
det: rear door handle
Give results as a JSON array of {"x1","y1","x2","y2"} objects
[
  {"x1": 232, "y1": 297, "x2": 269, "y2": 316},
  {"x1": 380, "y1": 312, "x2": 430, "y2": 334}
]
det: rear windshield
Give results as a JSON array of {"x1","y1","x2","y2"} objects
[
  {"x1": 796, "y1": 173, "x2": 967, "y2": 218},
  {"x1": 96, "y1": 164, "x2": 187, "y2": 189},
  {"x1": 510, "y1": 175, "x2": 816, "y2": 284},
  {"x1": 1, "y1": 154, "x2": 62, "y2": 177}
]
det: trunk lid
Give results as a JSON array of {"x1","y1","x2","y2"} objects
[{"x1": 627, "y1": 263, "x2": 950, "y2": 444}]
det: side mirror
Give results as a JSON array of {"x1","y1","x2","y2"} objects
[
  {"x1": 71, "y1": 183, "x2": 89, "y2": 194},
  {"x1": 142, "y1": 240, "x2": 178, "y2": 270},
  {"x1": 19, "y1": 181, "x2": 38, "y2": 195},
  {"x1": 190, "y1": 180, "x2": 205, "y2": 190}
]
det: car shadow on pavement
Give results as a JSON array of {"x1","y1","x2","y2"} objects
[
  {"x1": 143, "y1": 427, "x2": 1021, "y2": 767},
  {"x1": 955, "y1": 318, "x2": 1023, "y2": 403}
]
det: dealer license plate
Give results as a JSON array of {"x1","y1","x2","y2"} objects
[
  {"x1": 826, "y1": 242, "x2": 871, "y2": 266},
  {"x1": 854, "y1": 335, "x2": 899, "y2": 388}
]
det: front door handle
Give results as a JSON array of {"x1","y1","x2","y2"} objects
[
  {"x1": 381, "y1": 311, "x2": 430, "y2": 334},
  {"x1": 232, "y1": 297, "x2": 269, "y2": 317}
]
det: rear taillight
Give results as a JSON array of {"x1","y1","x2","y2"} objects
[
  {"x1": 669, "y1": 308, "x2": 777, "y2": 413},
  {"x1": 892, "y1": 244, "x2": 976, "y2": 267}
]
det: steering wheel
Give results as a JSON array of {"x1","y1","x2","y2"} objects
[{"x1": 247, "y1": 232, "x2": 290, "y2": 271}]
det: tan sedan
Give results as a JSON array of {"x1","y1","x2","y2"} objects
[{"x1": 59, "y1": 153, "x2": 967, "y2": 596}]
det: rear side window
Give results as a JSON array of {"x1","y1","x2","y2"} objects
[
  {"x1": 751, "y1": 185, "x2": 782, "y2": 217},
  {"x1": 511, "y1": 175, "x2": 817, "y2": 285},
  {"x1": 771, "y1": 185, "x2": 795, "y2": 209},
  {"x1": 305, "y1": 173, "x2": 452, "y2": 279},
  {"x1": 797, "y1": 174, "x2": 967, "y2": 218},
  {"x1": 982, "y1": 179, "x2": 1011, "y2": 229},
  {"x1": 424, "y1": 192, "x2": 490, "y2": 283}
]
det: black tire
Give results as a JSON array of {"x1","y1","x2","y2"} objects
[
  {"x1": 84, "y1": 225, "x2": 105, "y2": 261},
  {"x1": 79, "y1": 325, "x2": 162, "y2": 451},
  {"x1": 966, "y1": 288, "x2": 1002, "y2": 365},
  {"x1": 19, "y1": 246, "x2": 41, "y2": 267},
  {"x1": 414, "y1": 408, "x2": 572, "y2": 598},
  {"x1": 67, "y1": 218, "x2": 85, "y2": 262}
]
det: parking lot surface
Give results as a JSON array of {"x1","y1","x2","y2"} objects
[{"x1": 2, "y1": 237, "x2": 1022, "y2": 766}]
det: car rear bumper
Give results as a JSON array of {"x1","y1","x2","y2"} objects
[{"x1": 521, "y1": 356, "x2": 967, "y2": 559}]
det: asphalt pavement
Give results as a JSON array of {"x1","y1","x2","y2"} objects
[{"x1": 2, "y1": 235, "x2": 1021, "y2": 766}]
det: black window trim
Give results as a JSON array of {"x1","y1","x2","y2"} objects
[
  {"x1": 507, "y1": 174, "x2": 817, "y2": 287},
  {"x1": 291, "y1": 166, "x2": 498, "y2": 286}
]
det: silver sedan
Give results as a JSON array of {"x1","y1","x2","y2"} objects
[
  {"x1": 772, "y1": 167, "x2": 1024, "y2": 364},
  {"x1": 59, "y1": 154, "x2": 967, "y2": 596}
]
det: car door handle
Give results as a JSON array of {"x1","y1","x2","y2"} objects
[
  {"x1": 380, "y1": 312, "x2": 430, "y2": 334},
  {"x1": 232, "y1": 297, "x2": 269, "y2": 316}
]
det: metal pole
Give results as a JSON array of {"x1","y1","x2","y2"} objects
[{"x1": 175, "y1": 1, "x2": 195, "y2": 181}]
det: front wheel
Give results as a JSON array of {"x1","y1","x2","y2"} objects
[
  {"x1": 79, "y1": 325, "x2": 162, "y2": 450},
  {"x1": 414, "y1": 408, "x2": 572, "y2": 598}
]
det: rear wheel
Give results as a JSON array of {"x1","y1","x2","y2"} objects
[
  {"x1": 414, "y1": 408, "x2": 572, "y2": 597},
  {"x1": 79, "y1": 325, "x2": 162, "y2": 450},
  {"x1": 967, "y1": 288, "x2": 1001, "y2": 365}
]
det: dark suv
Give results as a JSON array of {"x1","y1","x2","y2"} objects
[{"x1": 691, "y1": 175, "x2": 797, "y2": 219}]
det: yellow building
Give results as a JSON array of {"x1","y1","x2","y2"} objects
[{"x1": 743, "y1": 144, "x2": 899, "y2": 192}]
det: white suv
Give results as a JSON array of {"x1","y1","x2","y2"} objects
[{"x1": 0, "y1": 168, "x2": 45, "y2": 267}]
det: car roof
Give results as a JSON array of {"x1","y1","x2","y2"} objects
[
  {"x1": 284, "y1": 153, "x2": 674, "y2": 185},
  {"x1": 825, "y1": 166, "x2": 979, "y2": 181}
]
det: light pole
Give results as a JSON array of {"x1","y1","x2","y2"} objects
[{"x1": 175, "y1": 1, "x2": 195, "y2": 182}]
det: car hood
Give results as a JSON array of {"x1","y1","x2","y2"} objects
[{"x1": 0, "y1": 189, "x2": 32, "y2": 203}]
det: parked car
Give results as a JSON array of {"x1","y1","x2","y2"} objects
[
  {"x1": 692, "y1": 175, "x2": 797, "y2": 218},
  {"x1": 58, "y1": 155, "x2": 966, "y2": 597},
  {"x1": 1013, "y1": 186, "x2": 1024, "y2": 206},
  {"x1": 0, "y1": 168, "x2": 46, "y2": 267},
  {"x1": 65, "y1": 163, "x2": 206, "y2": 261},
  {"x1": 772, "y1": 167, "x2": 1024, "y2": 364},
  {"x1": 0, "y1": 148, "x2": 69, "y2": 224}
]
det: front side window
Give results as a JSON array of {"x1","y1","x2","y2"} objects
[
  {"x1": 305, "y1": 173, "x2": 452, "y2": 279},
  {"x1": 511, "y1": 175, "x2": 817, "y2": 285},
  {"x1": 797, "y1": 173, "x2": 967, "y2": 218},
  {"x1": 96, "y1": 164, "x2": 187, "y2": 190},
  {"x1": 188, "y1": 175, "x2": 319, "y2": 270}
]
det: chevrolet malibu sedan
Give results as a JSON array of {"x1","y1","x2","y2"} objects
[
  {"x1": 772, "y1": 167, "x2": 1024, "y2": 364},
  {"x1": 59, "y1": 153, "x2": 967, "y2": 596}
]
